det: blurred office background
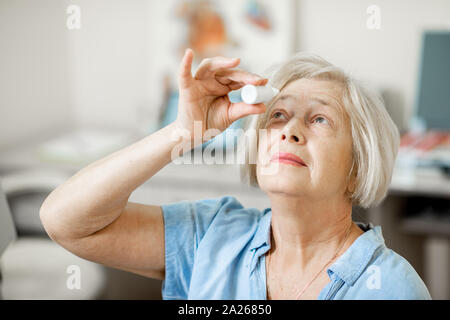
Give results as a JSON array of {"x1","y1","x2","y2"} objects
[{"x1": 0, "y1": 0, "x2": 449, "y2": 299}]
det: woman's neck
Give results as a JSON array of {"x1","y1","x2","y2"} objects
[{"x1": 267, "y1": 193, "x2": 363, "y2": 271}]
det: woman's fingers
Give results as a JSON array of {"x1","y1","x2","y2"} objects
[
  {"x1": 215, "y1": 69, "x2": 267, "y2": 85},
  {"x1": 215, "y1": 69, "x2": 268, "y2": 91},
  {"x1": 193, "y1": 55, "x2": 269, "y2": 94},
  {"x1": 226, "y1": 79, "x2": 269, "y2": 91},
  {"x1": 195, "y1": 57, "x2": 240, "y2": 80},
  {"x1": 178, "y1": 48, "x2": 194, "y2": 89},
  {"x1": 225, "y1": 78, "x2": 268, "y2": 91},
  {"x1": 228, "y1": 102, "x2": 267, "y2": 124}
]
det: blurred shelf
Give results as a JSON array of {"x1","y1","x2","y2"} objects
[
  {"x1": 0, "y1": 127, "x2": 138, "y2": 175},
  {"x1": 401, "y1": 216, "x2": 450, "y2": 237},
  {"x1": 390, "y1": 165, "x2": 450, "y2": 197}
]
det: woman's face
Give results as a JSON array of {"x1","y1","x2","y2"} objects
[{"x1": 256, "y1": 78, "x2": 354, "y2": 202}]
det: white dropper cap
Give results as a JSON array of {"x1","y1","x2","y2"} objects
[{"x1": 241, "y1": 84, "x2": 280, "y2": 104}]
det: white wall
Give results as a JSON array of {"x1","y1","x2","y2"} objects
[
  {"x1": 69, "y1": 0, "x2": 296, "y2": 131},
  {"x1": 73, "y1": 0, "x2": 450, "y2": 132},
  {"x1": 0, "y1": 0, "x2": 74, "y2": 149},
  {"x1": 296, "y1": 0, "x2": 450, "y2": 132},
  {"x1": 2, "y1": 0, "x2": 449, "y2": 149},
  {"x1": 67, "y1": 0, "x2": 150, "y2": 130}
]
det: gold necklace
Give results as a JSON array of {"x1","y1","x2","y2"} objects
[{"x1": 267, "y1": 222, "x2": 352, "y2": 300}]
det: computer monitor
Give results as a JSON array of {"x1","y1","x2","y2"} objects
[
  {"x1": 414, "y1": 30, "x2": 450, "y2": 130},
  {"x1": 0, "y1": 182, "x2": 16, "y2": 258}
]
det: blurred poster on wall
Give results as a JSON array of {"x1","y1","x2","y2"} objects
[
  {"x1": 174, "y1": 0, "x2": 295, "y2": 73},
  {"x1": 153, "y1": 0, "x2": 295, "y2": 135}
]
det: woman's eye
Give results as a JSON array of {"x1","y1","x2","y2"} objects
[
  {"x1": 271, "y1": 111, "x2": 285, "y2": 119},
  {"x1": 312, "y1": 116, "x2": 329, "y2": 125}
]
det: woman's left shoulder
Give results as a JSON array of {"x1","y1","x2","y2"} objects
[{"x1": 355, "y1": 246, "x2": 432, "y2": 299}]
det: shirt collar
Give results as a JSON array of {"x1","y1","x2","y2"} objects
[
  {"x1": 249, "y1": 208, "x2": 386, "y2": 286},
  {"x1": 249, "y1": 207, "x2": 272, "y2": 252},
  {"x1": 327, "y1": 223, "x2": 385, "y2": 285}
]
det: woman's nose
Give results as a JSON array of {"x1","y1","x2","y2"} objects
[{"x1": 280, "y1": 131, "x2": 305, "y2": 144}]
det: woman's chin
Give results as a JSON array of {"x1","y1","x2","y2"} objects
[{"x1": 258, "y1": 177, "x2": 309, "y2": 194}]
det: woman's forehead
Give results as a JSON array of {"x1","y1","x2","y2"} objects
[
  {"x1": 281, "y1": 78, "x2": 343, "y2": 103},
  {"x1": 264, "y1": 78, "x2": 350, "y2": 126},
  {"x1": 269, "y1": 78, "x2": 345, "y2": 117}
]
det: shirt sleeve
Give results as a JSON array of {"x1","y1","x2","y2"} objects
[{"x1": 160, "y1": 195, "x2": 243, "y2": 300}]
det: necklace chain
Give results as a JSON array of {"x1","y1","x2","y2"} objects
[{"x1": 267, "y1": 223, "x2": 352, "y2": 300}]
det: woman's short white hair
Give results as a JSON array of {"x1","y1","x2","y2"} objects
[{"x1": 239, "y1": 52, "x2": 400, "y2": 209}]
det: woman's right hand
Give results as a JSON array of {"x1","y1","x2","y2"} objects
[{"x1": 174, "y1": 48, "x2": 268, "y2": 144}]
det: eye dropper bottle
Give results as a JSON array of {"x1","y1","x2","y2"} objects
[{"x1": 241, "y1": 84, "x2": 280, "y2": 104}]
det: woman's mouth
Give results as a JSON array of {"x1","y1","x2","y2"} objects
[{"x1": 270, "y1": 152, "x2": 307, "y2": 167}]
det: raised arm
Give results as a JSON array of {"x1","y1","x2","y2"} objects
[{"x1": 39, "y1": 49, "x2": 267, "y2": 280}]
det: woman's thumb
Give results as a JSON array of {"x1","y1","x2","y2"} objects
[{"x1": 178, "y1": 48, "x2": 194, "y2": 89}]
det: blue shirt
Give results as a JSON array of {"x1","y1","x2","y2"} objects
[{"x1": 161, "y1": 195, "x2": 432, "y2": 300}]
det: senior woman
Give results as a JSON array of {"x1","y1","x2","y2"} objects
[{"x1": 40, "y1": 49, "x2": 431, "y2": 300}]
